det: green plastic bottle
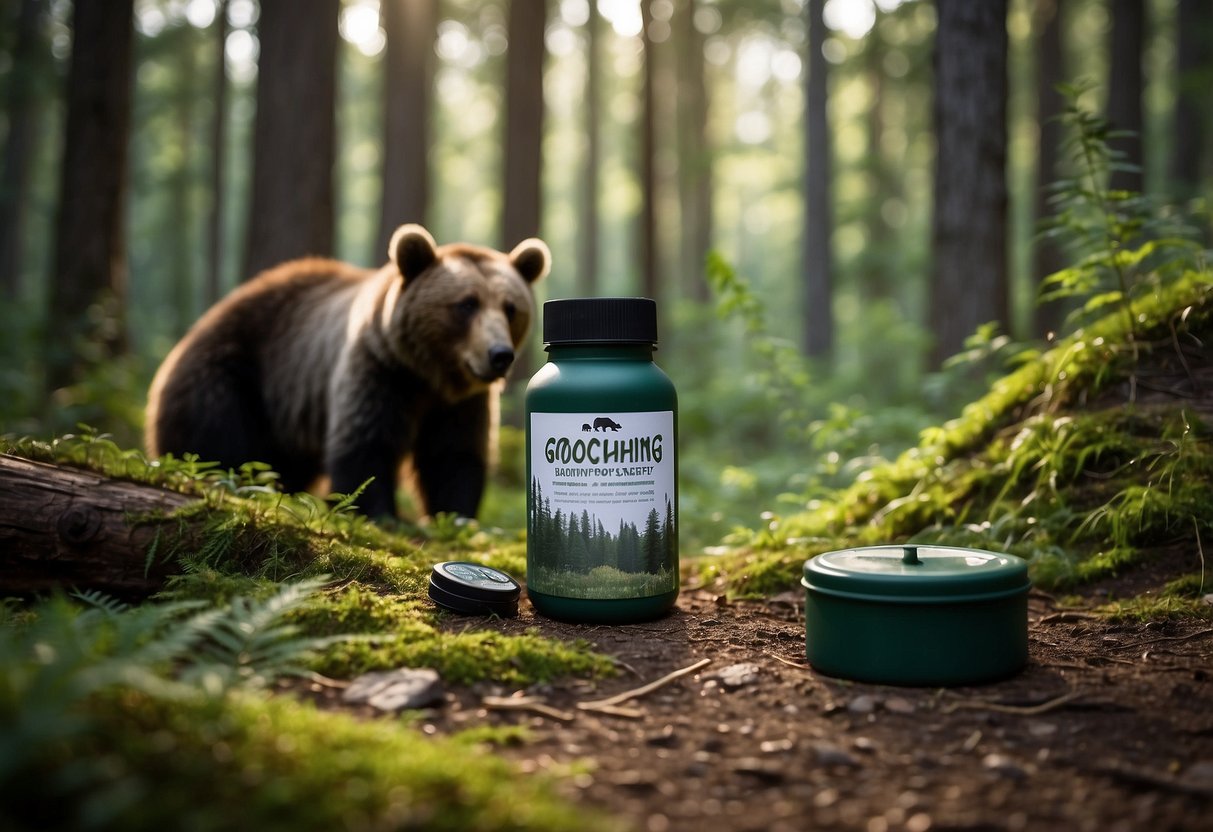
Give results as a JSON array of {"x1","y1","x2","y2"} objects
[{"x1": 525, "y1": 297, "x2": 678, "y2": 623}]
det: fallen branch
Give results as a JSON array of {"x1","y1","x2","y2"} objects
[
  {"x1": 482, "y1": 695, "x2": 575, "y2": 722},
  {"x1": 1107, "y1": 627, "x2": 1213, "y2": 651},
  {"x1": 764, "y1": 650, "x2": 810, "y2": 670},
  {"x1": 577, "y1": 657, "x2": 711, "y2": 712},
  {"x1": 1093, "y1": 763, "x2": 1213, "y2": 798},
  {"x1": 940, "y1": 689, "x2": 1085, "y2": 716},
  {"x1": 1035, "y1": 611, "x2": 1100, "y2": 625}
]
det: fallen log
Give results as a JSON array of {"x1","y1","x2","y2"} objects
[{"x1": 0, "y1": 453, "x2": 197, "y2": 597}]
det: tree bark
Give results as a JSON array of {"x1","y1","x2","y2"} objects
[
  {"x1": 243, "y1": 0, "x2": 339, "y2": 278},
  {"x1": 0, "y1": 454, "x2": 196, "y2": 597},
  {"x1": 502, "y1": 0, "x2": 546, "y2": 397},
  {"x1": 639, "y1": 0, "x2": 659, "y2": 303},
  {"x1": 577, "y1": 0, "x2": 602, "y2": 296},
  {"x1": 1106, "y1": 0, "x2": 1144, "y2": 195},
  {"x1": 171, "y1": 25, "x2": 198, "y2": 335},
  {"x1": 1033, "y1": 0, "x2": 1067, "y2": 339},
  {"x1": 377, "y1": 0, "x2": 436, "y2": 258},
  {"x1": 205, "y1": 0, "x2": 230, "y2": 307},
  {"x1": 929, "y1": 0, "x2": 1009, "y2": 367},
  {"x1": 803, "y1": 0, "x2": 833, "y2": 360},
  {"x1": 45, "y1": 0, "x2": 136, "y2": 394},
  {"x1": 1171, "y1": 0, "x2": 1212, "y2": 200},
  {"x1": 0, "y1": 0, "x2": 46, "y2": 303},
  {"x1": 675, "y1": 0, "x2": 711, "y2": 302}
]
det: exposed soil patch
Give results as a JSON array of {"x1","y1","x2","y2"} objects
[{"x1": 298, "y1": 584, "x2": 1213, "y2": 832}]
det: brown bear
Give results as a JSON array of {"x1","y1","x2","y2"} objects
[{"x1": 145, "y1": 224, "x2": 550, "y2": 519}]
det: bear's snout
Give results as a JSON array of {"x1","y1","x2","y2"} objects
[{"x1": 488, "y1": 344, "x2": 515, "y2": 375}]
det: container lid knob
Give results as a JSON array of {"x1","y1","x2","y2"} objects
[{"x1": 902, "y1": 545, "x2": 922, "y2": 566}]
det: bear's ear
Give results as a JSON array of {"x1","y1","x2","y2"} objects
[
  {"x1": 509, "y1": 237, "x2": 551, "y2": 284},
  {"x1": 390, "y1": 224, "x2": 439, "y2": 281}
]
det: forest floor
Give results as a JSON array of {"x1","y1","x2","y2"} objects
[{"x1": 296, "y1": 565, "x2": 1213, "y2": 832}]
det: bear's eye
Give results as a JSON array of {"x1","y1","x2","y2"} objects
[
  {"x1": 503, "y1": 301, "x2": 517, "y2": 322},
  {"x1": 455, "y1": 296, "x2": 479, "y2": 317}
]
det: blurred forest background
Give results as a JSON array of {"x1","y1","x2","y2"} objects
[{"x1": 0, "y1": 0, "x2": 1210, "y2": 545}]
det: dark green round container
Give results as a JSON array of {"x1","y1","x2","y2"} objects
[
  {"x1": 803, "y1": 544, "x2": 1029, "y2": 686},
  {"x1": 525, "y1": 298, "x2": 678, "y2": 624}
]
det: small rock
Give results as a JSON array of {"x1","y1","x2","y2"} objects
[
  {"x1": 342, "y1": 668, "x2": 444, "y2": 712},
  {"x1": 1200, "y1": 593, "x2": 1212, "y2": 607},
  {"x1": 812, "y1": 742, "x2": 860, "y2": 768},
  {"x1": 982, "y1": 753, "x2": 1028, "y2": 780},
  {"x1": 646, "y1": 724, "x2": 678, "y2": 748},
  {"x1": 1027, "y1": 721, "x2": 1058, "y2": 738},
  {"x1": 717, "y1": 662, "x2": 762, "y2": 689},
  {"x1": 853, "y1": 736, "x2": 879, "y2": 753},
  {"x1": 1184, "y1": 760, "x2": 1213, "y2": 787},
  {"x1": 847, "y1": 694, "x2": 878, "y2": 714},
  {"x1": 732, "y1": 758, "x2": 785, "y2": 783},
  {"x1": 760, "y1": 737, "x2": 795, "y2": 754},
  {"x1": 884, "y1": 696, "x2": 915, "y2": 715}
]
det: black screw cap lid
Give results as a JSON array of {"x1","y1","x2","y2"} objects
[
  {"x1": 428, "y1": 561, "x2": 521, "y2": 617},
  {"x1": 543, "y1": 297, "x2": 658, "y2": 345}
]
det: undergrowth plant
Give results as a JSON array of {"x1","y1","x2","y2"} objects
[
  {"x1": 0, "y1": 588, "x2": 616, "y2": 832},
  {"x1": 699, "y1": 90, "x2": 1213, "y2": 613}
]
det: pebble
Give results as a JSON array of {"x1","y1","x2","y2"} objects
[
  {"x1": 1185, "y1": 760, "x2": 1213, "y2": 787},
  {"x1": 731, "y1": 758, "x2": 785, "y2": 783},
  {"x1": 713, "y1": 663, "x2": 762, "y2": 689},
  {"x1": 812, "y1": 742, "x2": 860, "y2": 768},
  {"x1": 982, "y1": 753, "x2": 1028, "y2": 780},
  {"x1": 1027, "y1": 720, "x2": 1058, "y2": 738},
  {"x1": 847, "y1": 694, "x2": 878, "y2": 714},
  {"x1": 760, "y1": 737, "x2": 795, "y2": 754},
  {"x1": 341, "y1": 668, "x2": 443, "y2": 711},
  {"x1": 884, "y1": 696, "x2": 915, "y2": 714},
  {"x1": 646, "y1": 725, "x2": 678, "y2": 748}
]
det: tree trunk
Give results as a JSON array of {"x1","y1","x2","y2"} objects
[
  {"x1": 0, "y1": 454, "x2": 195, "y2": 597},
  {"x1": 577, "y1": 0, "x2": 602, "y2": 296},
  {"x1": 1033, "y1": 0, "x2": 1067, "y2": 339},
  {"x1": 171, "y1": 26, "x2": 198, "y2": 335},
  {"x1": 1171, "y1": 0, "x2": 1212, "y2": 200},
  {"x1": 859, "y1": 14, "x2": 892, "y2": 303},
  {"x1": 803, "y1": 0, "x2": 833, "y2": 359},
  {"x1": 205, "y1": 0, "x2": 230, "y2": 307},
  {"x1": 0, "y1": 0, "x2": 46, "y2": 303},
  {"x1": 929, "y1": 0, "x2": 1009, "y2": 367},
  {"x1": 377, "y1": 0, "x2": 436, "y2": 258},
  {"x1": 639, "y1": 0, "x2": 658, "y2": 303},
  {"x1": 243, "y1": 0, "x2": 339, "y2": 278},
  {"x1": 1106, "y1": 0, "x2": 1144, "y2": 195},
  {"x1": 502, "y1": 0, "x2": 546, "y2": 396},
  {"x1": 45, "y1": 0, "x2": 135, "y2": 395},
  {"x1": 675, "y1": 0, "x2": 711, "y2": 302}
]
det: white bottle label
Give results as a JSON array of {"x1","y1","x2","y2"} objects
[{"x1": 528, "y1": 410, "x2": 676, "y2": 599}]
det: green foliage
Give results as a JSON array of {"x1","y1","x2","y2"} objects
[
  {"x1": 1040, "y1": 82, "x2": 1208, "y2": 341},
  {"x1": 699, "y1": 115, "x2": 1213, "y2": 608},
  {"x1": 0, "y1": 574, "x2": 616, "y2": 830},
  {"x1": 3, "y1": 686, "x2": 616, "y2": 832}
]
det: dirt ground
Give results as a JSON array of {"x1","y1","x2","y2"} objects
[{"x1": 303, "y1": 568, "x2": 1213, "y2": 832}]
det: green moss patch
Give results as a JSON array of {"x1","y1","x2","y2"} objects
[{"x1": 701, "y1": 279, "x2": 1213, "y2": 616}]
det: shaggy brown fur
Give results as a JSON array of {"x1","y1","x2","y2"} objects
[{"x1": 146, "y1": 225, "x2": 549, "y2": 518}]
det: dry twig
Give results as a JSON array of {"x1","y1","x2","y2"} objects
[
  {"x1": 482, "y1": 695, "x2": 575, "y2": 722},
  {"x1": 577, "y1": 657, "x2": 711, "y2": 712},
  {"x1": 1106, "y1": 627, "x2": 1213, "y2": 651},
  {"x1": 940, "y1": 689, "x2": 1085, "y2": 716},
  {"x1": 764, "y1": 650, "x2": 810, "y2": 670}
]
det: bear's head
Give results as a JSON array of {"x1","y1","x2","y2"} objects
[{"x1": 384, "y1": 224, "x2": 550, "y2": 400}]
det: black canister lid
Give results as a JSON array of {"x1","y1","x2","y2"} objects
[
  {"x1": 428, "y1": 561, "x2": 521, "y2": 617},
  {"x1": 543, "y1": 297, "x2": 658, "y2": 345}
]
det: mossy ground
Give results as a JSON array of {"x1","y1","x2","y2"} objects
[
  {"x1": 4, "y1": 278, "x2": 1212, "y2": 829},
  {"x1": 697, "y1": 277, "x2": 1213, "y2": 619}
]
